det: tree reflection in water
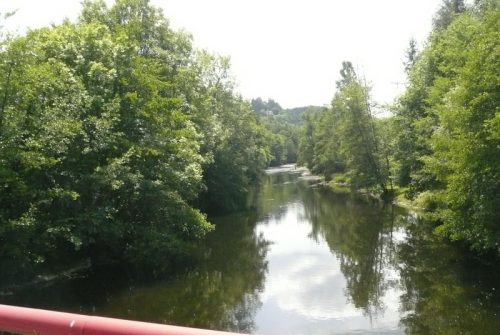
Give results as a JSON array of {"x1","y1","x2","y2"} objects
[
  {"x1": 99, "y1": 213, "x2": 270, "y2": 333},
  {"x1": 3, "y1": 170, "x2": 500, "y2": 334},
  {"x1": 297, "y1": 178, "x2": 500, "y2": 334},
  {"x1": 396, "y1": 216, "x2": 500, "y2": 334},
  {"x1": 300, "y1": 187, "x2": 402, "y2": 319}
]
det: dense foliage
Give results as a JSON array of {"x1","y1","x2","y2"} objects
[
  {"x1": 396, "y1": 0, "x2": 500, "y2": 251},
  {"x1": 0, "y1": 0, "x2": 273, "y2": 273},
  {"x1": 298, "y1": 0, "x2": 499, "y2": 252},
  {"x1": 298, "y1": 62, "x2": 391, "y2": 197},
  {"x1": 250, "y1": 97, "x2": 318, "y2": 167}
]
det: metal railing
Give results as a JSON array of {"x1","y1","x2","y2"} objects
[{"x1": 0, "y1": 304, "x2": 244, "y2": 335}]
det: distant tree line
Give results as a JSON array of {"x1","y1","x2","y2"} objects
[
  {"x1": 250, "y1": 97, "x2": 321, "y2": 167},
  {"x1": 298, "y1": 0, "x2": 499, "y2": 252}
]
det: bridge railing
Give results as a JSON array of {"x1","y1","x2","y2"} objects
[{"x1": 0, "y1": 304, "x2": 244, "y2": 335}]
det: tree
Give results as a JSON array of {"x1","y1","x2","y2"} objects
[
  {"x1": 404, "y1": 38, "x2": 418, "y2": 74},
  {"x1": 0, "y1": 0, "x2": 272, "y2": 273},
  {"x1": 0, "y1": 0, "x2": 276, "y2": 275},
  {"x1": 297, "y1": 62, "x2": 391, "y2": 197},
  {"x1": 311, "y1": 107, "x2": 345, "y2": 179},
  {"x1": 425, "y1": 8, "x2": 500, "y2": 250},
  {"x1": 393, "y1": 2, "x2": 500, "y2": 251},
  {"x1": 433, "y1": 0, "x2": 467, "y2": 29},
  {"x1": 298, "y1": 110, "x2": 318, "y2": 169},
  {"x1": 331, "y1": 62, "x2": 390, "y2": 195},
  {"x1": 188, "y1": 53, "x2": 271, "y2": 212}
]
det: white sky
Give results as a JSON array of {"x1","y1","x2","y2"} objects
[{"x1": 1, "y1": 0, "x2": 442, "y2": 108}]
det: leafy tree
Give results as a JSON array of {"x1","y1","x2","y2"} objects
[
  {"x1": 0, "y1": 0, "x2": 273, "y2": 274},
  {"x1": 297, "y1": 62, "x2": 390, "y2": 196},
  {"x1": 260, "y1": 114, "x2": 300, "y2": 166},
  {"x1": 311, "y1": 107, "x2": 345, "y2": 178},
  {"x1": 425, "y1": 8, "x2": 500, "y2": 250},
  {"x1": 250, "y1": 97, "x2": 282, "y2": 115},
  {"x1": 392, "y1": 1, "x2": 500, "y2": 251},
  {"x1": 404, "y1": 38, "x2": 418, "y2": 74},
  {"x1": 433, "y1": 0, "x2": 467, "y2": 29},
  {"x1": 191, "y1": 54, "x2": 271, "y2": 212},
  {"x1": 297, "y1": 110, "x2": 318, "y2": 169},
  {"x1": 331, "y1": 62, "x2": 390, "y2": 195},
  {"x1": 392, "y1": 51, "x2": 436, "y2": 194},
  {"x1": 200, "y1": 96, "x2": 271, "y2": 212}
]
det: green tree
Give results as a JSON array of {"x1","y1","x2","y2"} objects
[
  {"x1": 433, "y1": 0, "x2": 466, "y2": 29},
  {"x1": 298, "y1": 109, "x2": 319, "y2": 169},
  {"x1": 393, "y1": 2, "x2": 500, "y2": 251},
  {"x1": 0, "y1": 0, "x2": 275, "y2": 275},
  {"x1": 331, "y1": 62, "x2": 390, "y2": 195},
  {"x1": 311, "y1": 107, "x2": 345, "y2": 179},
  {"x1": 297, "y1": 63, "x2": 390, "y2": 196},
  {"x1": 404, "y1": 38, "x2": 418, "y2": 74},
  {"x1": 425, "y1": 8, "x2": 500, "y2": 250},
  {"x1": 0, "y1": 0, "x2": 228, "y2": 273},
  {"x1": 190, "y1": 55, "x2": 271, "y2": 212}
]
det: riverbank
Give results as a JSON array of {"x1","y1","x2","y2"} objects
[
  {"x1": 266, "y1": 164, "x2": 323, "y2": 183},
  {"x1": 316, "y1": 171, "x2": 427, "y2": 212},
  {"x1": 328, "y1": 180, "x2": 427, "y2": 212}
]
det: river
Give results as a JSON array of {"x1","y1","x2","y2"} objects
[{"x1": 2, "y1": 166, "x2": 500, "y2": 334}]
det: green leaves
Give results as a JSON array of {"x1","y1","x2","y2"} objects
[
  {"x1": 0, "y1": 0, "x2": 274, "y2": 274},
  {"x1": 421, "y1": 7, "x2": 500, "y2": 250},
  {"x1": 392, "y1": 3, "x2": 500, "y2": 251},
  {"x1": 298, "y1": 62, "x2": 390, "y2": 195}
]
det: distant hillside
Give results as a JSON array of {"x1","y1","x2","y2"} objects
[
  {"x1": 250, "y1": 97, "x2": 322, "y2": 125},
  {"x1": 280, "y1": 106, "x2": 323, "y2": 125}
]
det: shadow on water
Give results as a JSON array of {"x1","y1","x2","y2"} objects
[
  {"x1": 396, "y1": 220, "x2": 500, "y2": 334},
  {"x1": 0, "y1": 209, "x2": 270, "y2": 333},
  {"x1": 1, "y1": 168, "x2": 500, "y2": 334},
  {"x1": 90, "y1": 213, "x2": 270, "y2": 333}
]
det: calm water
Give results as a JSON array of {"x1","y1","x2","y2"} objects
[{"x1": 2, "y1": 167, "x2": 500, "y2": 334}]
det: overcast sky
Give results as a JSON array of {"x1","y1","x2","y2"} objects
[{"x1": 1, "y1": 0, "x2": 443, "y2": 108}]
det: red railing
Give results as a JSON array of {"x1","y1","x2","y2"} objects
[{"x1": 0, "y1": 304, "x2": 244, "y2": 335}]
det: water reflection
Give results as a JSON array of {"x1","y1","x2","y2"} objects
[
  {"x1": 0, "y1": 213, "x2": 270, "y2": 334},
  {"x1": 251, "y1": 171, "x2": 307, "y2": 222},
  {"x1": 2, "y1": 169, "x2": 500, "y2": 334},
  {"x1": 251, "y1": 170, "x2": 500, "y2": 334},
  {"x1": 253, "y1": 176, "x2": 405, "y2": 334},
  {"x1": 302, "y1": 188, "x2": 404, "y2": 318},
  {"x1": 95, "y1": 214, "x2": 269, "y2": 333},
  {"x1": 397, "y1": 219, "x2": 500, "y2": 334}
]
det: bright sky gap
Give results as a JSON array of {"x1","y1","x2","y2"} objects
[{"x1": 1, "y1": 0, "x2": 443, "y2": 108}]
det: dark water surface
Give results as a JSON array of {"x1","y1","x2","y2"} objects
[{"x1": 2, "y1": 167, "x2": 500, "y2": 334}]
